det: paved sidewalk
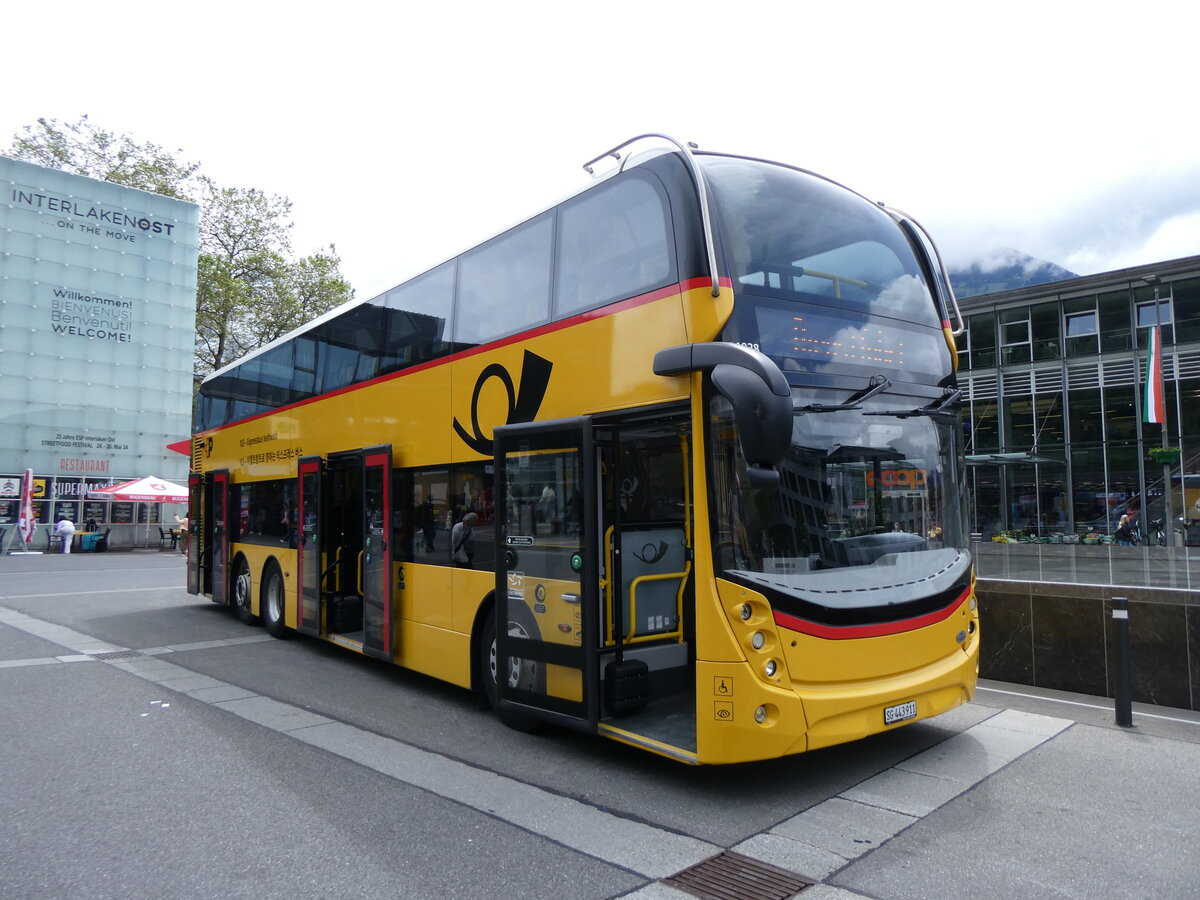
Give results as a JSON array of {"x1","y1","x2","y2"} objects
[
  {"x1": 651, "y1": 679, "x2": 1200, "y2": 899},
  {"x1": 3, "y1": 548, "x2": 1197, "y2": 899}
]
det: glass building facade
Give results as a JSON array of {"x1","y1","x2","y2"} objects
[
  {"x1": 957, "y1": 255, "x2": 1200, "y2": 541},
  {"x1": 0, "y1": 157, "x2": 199, "y2": 540}
]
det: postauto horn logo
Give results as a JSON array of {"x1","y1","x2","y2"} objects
[{"x1": 453, "y1": 350, "x2": 552, "y2": 455}]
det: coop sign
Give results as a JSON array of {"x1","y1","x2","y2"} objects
[{"x1": 866, "y1": 468, "x2": 927, "y2": 488}]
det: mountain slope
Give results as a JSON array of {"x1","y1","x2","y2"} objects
[{"x1": 948, "y1": 250, "x2": 1077, "y2": 298}]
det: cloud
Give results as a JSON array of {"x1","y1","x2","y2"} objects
[
  {"x1": 954, "y1": 249, "x2": 1059, "y2": 276},
  {"x1": 935, "y1": 162, "x2": 1200, "y2": 276}
]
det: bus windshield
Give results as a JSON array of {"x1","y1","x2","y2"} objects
[
  {"x1": 701, "y1": 156, "x2": 950, "y2": 384},
  {"x1": 708, "y1": 383, "x2": 969, "y2": 613}
]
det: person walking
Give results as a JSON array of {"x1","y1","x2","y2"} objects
[
  {"x1": 1116, "y1": 513, "x2": 1134, "y2": 546},
  {"x1": 54, "y1": 515, "x2": 76, "y2": 554},
  {"x1": 451, "y1": 512, "x2": 478, "y2": 568},
  {"x1": 175, "y1": 513, "x2": 189, "y2": 556}
]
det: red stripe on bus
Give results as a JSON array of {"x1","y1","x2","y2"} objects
[
  {"x1": 771, "y1": 586, "x2": 970, "y2": 640},
  {"x1": 197, "y1": 277, "x2": 732, "y2": 436}
]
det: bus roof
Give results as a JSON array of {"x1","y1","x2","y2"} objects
[
  {"x1": 202, "y1": 143, "x2": 691, "y2": 385},
  {"x1": 201, "y1": 138, "x2": 876, "y2": 386}
]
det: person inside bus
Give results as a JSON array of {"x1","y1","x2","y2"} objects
[
  {"x1": 418, "y1": 498, "x2": 436, "y2": 552},
  {"x1": 281, "y1": 503, "x2": 298, "y2": 548},
  {"x1": 451, "y1": 512, "x2": 478, "y2": 568},
  {"x1": 538, "y1": 483, "x2": 557, "y2": 532}
]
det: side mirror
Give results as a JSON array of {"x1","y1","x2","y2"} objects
[
  {"x1": 710, "y1": 363, "x2": 792, "y2": 476},
  {"x1": 655, "y1": 343, "x2": 792, "y2": 488}
]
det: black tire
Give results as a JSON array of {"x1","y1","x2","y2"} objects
[
  {"x1": 478, "y1": 605, "x2": 540, "y2": 733},
  {"x1": 262, "y1": 562, "x2": 289, "y2": 639},
  {"x1": 232, "y1": 558, "x2": 260, "y2": 625}
]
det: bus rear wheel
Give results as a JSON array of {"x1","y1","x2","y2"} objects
[
  {"x1": 262, "y1": 562, "x2": 288, "y2": 639},
  {"x1": 232, "y1": 558, "x2": 259, "y2": 625},
  {"x1": 479, "y1": 606, "x2": 540, "y2": 733}
]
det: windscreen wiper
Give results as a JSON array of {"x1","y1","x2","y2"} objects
[
  {"x1": 862, "y1": 389, "x2": 962, "y2": 421},
  {"x1": 795, "y1": 375, "x2": 892, "y2": 414}
]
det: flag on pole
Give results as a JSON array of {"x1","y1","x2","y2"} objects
[
  {"x1": 17, "y1": 468, "x2": 36, "y2": 545},
  {"x1": 1143, "y1": 326, "x2": 1166, "y2": 425}
]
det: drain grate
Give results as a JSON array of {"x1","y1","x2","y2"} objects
[
  {"x1": 663, "y1": 851, "x2": 813, "y2": 900},
  {"x1": 92, "y1": 650, "x2": 144, "y2": 660}
]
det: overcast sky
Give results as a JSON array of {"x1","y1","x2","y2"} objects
[{"x1": 5, "y1": 2, "x2": 1197, "y2": 299}]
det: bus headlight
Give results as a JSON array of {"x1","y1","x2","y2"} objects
[
  {"x1": 740, "y1": 603, "x2": 752, "y2": 621},
  {"x1": 754, "y1": 705, "x2": 768, "y2": 724},
  {"x1": 751, "y1": 632, "x2": 765, "y2": 650},
  {"x1": 764, "y1": 659, "x2": 777, "y2": 677}
]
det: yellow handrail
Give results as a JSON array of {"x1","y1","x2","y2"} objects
[
  {"x1": 603, "y1": 432, "x2": 693, "y2": 647},
  {"x1": 624, "y1": 563, "x2": 690, "y2": 644},
  {"x1": 601, "y1": 524, "x2": 615, "y2": 640},
  {"x1": 680, "y1": 434, "x2": 692, "y2": 550}
]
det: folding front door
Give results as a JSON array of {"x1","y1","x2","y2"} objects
[{"x1": 494, "y1": 418, "x2": 598, "y2": 729}]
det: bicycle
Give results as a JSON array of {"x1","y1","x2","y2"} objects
[{"x1": 1144, "y1": 518, "x2": 1166, "y2": 547}]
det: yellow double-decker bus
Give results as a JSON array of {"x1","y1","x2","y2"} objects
[{"x1": 188, "y1": 135, "x2": 978, "y2": 764}]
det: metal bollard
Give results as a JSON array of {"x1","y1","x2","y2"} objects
[{"x1": 1112, "y1": 597, "x2": 1133, "y2": 727}]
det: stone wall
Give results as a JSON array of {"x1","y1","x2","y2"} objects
[{"x1": 976, "y1": 579, "x2": 1200, "y2": 711}]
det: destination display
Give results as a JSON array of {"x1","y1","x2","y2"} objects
[{"x1": 752, "y1": 303, "x2": 947, "y2": 381}]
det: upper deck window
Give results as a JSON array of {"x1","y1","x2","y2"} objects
[
  {"x1": 455, "y1": 214, "x2": 554, "y2": 344},
  {"x1": 554, "y1": 174, "x2": 673, "y2": 318},
  {"x1": 378, "y1": 262, "x2": 457, "y2": 374},
  {"x1": 701, "y1": 157, "x2": 939, "y2": 329},
  {"x1": 196, "y1": 160, "x2": 679, "y2": 432}
]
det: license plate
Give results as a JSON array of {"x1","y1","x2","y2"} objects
[{"x1": 884, "y1": 700, "x2": 918, "y2": 725}]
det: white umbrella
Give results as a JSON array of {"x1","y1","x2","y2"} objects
[
  {"x1": 87, "y1": 476, "x2": 188, "y2": 547},
  {"x1": 86, "y1": 476, "x2": 188, "y2": 503}
]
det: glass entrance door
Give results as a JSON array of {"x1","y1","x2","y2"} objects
[{"x1": 494, "y1": 417, "x2": 597, "y2": 728}]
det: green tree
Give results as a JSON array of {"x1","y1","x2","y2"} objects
[
  {"x1": 194, "y1": 177, "x2": 292, "y2": 374},
  {"x1": 245, "y1": 246, "x2": 354, "y2": 348},
  {"x1": 7, "y1": 116, "x2": 354, "y2": 385},
  {"x1": 9, "y1": 115, "x2": 200, "y2": 200}
]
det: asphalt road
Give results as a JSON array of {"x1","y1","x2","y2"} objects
[{"x1": 2, "y1": 551, "x2": 1198, "y2": 899}]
